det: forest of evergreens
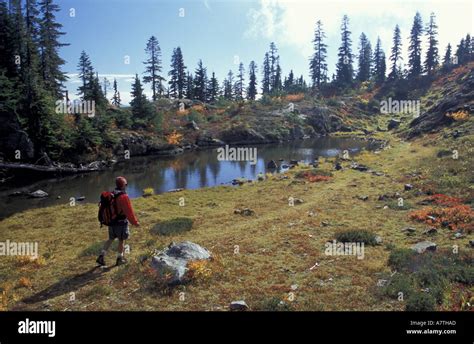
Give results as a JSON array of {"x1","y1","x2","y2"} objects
[{"x1": 1, "y1": 1, "x2": 473, "y2": 162}]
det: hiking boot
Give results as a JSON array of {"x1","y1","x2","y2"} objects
[
  {"x1": 96, "y1": 254, "x2": 106, "y2": 266},
  {"x1": 116, "y1": 256, "x2": 127, "y2": 266}
]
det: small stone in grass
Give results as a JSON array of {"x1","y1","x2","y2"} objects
[{"x1": 229, "y1": 300, "x2": 249, "y2": 311}]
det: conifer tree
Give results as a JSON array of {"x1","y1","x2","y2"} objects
[
  {"x1": 389, "y1": 25, "x2": 402, "y2": 80},
  {"x1": 309, "y1": 20, "x2": 328, "y2": 88},
  {"x1": 111, "y1": 78, "x2": 121, "y2": 107},
  {"x1": 357, "y1": 32, "x2": 372, "y2": 82},
  {"x1": 424, "y1": 12, "x2": 439, "y2": 74},
  {"x1": 372, "y1": 37, "x2": 386, "y2": 84},
  {"x1": 335, "y1": 15, "x2": 354, "y2": 86},
  {"x1": 262, "y1": 52, "x2": 270, "y2": 94},
  {"x1": 143, "y1": 35, "x2": 163, "y2": 100},
  {"x1": 168, "y1": 47, "x2": 186, "y2": 99},
  {"x1": 247, "y1": 61, "x2": 257, "y2": 100},
  {"x1": 408, "y1": 12, "x2": 423, "y2": 77}
]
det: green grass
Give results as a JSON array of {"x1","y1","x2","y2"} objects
[
  {"x1": 383, "y1": 248, "x2": 473, "y2": 309},
  {"x1": 150, "y1": 217, "x2": 194, "y2": 236},
  {"x1": 334, "y1": 229, "x2": 379, "y2": 246},
  {"x1": 0, "y1": 125, "x2": 471, "y2": 311}
]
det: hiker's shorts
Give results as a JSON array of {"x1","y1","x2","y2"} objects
[{"x1": 108, "y1": 222, "x2": 129, "y2": 240}]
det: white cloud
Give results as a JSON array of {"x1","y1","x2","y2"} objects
[{"x1": 246, "y1": 0, "x2": 473, "y2": 75}]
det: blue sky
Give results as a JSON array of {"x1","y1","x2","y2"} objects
[{"x1": 58, "y1": 0, "x2": 473, "y2": 103}]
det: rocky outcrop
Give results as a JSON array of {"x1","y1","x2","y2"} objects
[
  {"x1": 408, "y1": 66, "x2": 474, "y2": 138},
  {"x1": 196, "y1": 134, "x2": 225, "y2": 147},
  {"x1": 114, "y1": 133, "x2": 186, "y2": 157},
  {"x1": 304, "y1": 106, "x2": 344, "y2": 134},
  {"x1": 219, "y1": 127, "x2": 268, "y2": 145}
]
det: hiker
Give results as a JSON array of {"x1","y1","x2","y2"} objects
[{"x1": 96, "y1": 176, "x2": 140, "y2": 266}]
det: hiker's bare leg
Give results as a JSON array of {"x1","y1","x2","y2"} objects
[
  {"x1": 118, "y1": 240, "x2": 125, "y2": 255},
  {"x1": 102, "y1": 239, "x2": 113, "y2": 252}
]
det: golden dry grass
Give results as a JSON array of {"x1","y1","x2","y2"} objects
[{"x1": 0, "y1": 128, "x2": 472, "y2": 311}]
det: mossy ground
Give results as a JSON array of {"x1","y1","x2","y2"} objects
[{"x1": 0, "y1": 117, "x2": 472, "y2": 311}]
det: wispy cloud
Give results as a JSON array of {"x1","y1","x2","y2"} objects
[{"x1": 245, "y1": 0, "x2": 472, "y2": 74}]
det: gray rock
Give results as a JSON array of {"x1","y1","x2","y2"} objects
[
  {"x1": 401, "y1": 227, "x2": 416, "y2": 234},
  {"x1": 167, "y1": 188, "x2": 184, "y2": 193},
  {"x1": 150, "y1": 241, "x2": 211, "y2": 285},
  {"x1": 411, "y1": 241, "x2": 437, "y2": 254},
  {"x1": 234, "y1": 208, "x2": 255, "y2": 216},
  {"x1": 423, "y1": 228, "x2": 437, "y2": 235},
  {"x1": 267, "y1": 160, "x2": 278, "y2": 169},
  {"x1": 387, "y1": 119, "x2": 401, "y2": 130},
  {"x1": 29, "y1": 189, "x2": 48, "y2": 198},
  {"x1": 375, "y1": 236, "x2": 383, "y2": 244},
  {"x1": 185, "y1": 120, "x2": 199, "y2": 131},
  {"x1": 229, "y1": 300, "x2": 249, "y2": 311},
  {"x1": 350, "y1": 163, "x2": 369, "y2": 172}
]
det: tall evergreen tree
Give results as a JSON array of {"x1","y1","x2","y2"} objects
[
  {"x1": 455, "y1": 38, "x2": 466, "y2": 65},
  {"x1": 234, "y1": 62, "x2": 245, "y2": 100},
  {"x1": 284, "y1": 69, "x2": 295, "y2": 91},
  {"x1": 207, "y1": 72, "x2": 219, "y2": 103},
  {"x1": 262, "y1": 52, "x2": 270, "y2": 94},
  {"x1": 389, "y1": 25, "x2": 402, "y2": 80},
  {"x1": 408, "y1": 12, "x2": 423, "y2": 77},
  {"x1": 465, "y1": 34, "x2": 473, "y2": 62},
  {"x1": 357, "y1": 32, "x2": 372, "y2": 82},
  {"x1": 4, "y1": 0, "x2": 25, "y2": 80},
  {"x1": 269, "y1": 42, "x2": 279, "y2": 91},
  {"x1": 77, "y1": 50, "x2": 93, "y2": 98},
  {"x1": 442, "y1": 43, "x2": 452, "y2": 68},
  {"x1": 424, "y1": 12, "x2": 439, "y2": 74},
  {"x1": 247, "y1": 61, "x2": 257, "y2": 100},
  {"x1": 185, "y1": 73, "x2": 194, "y2": 99},
  {"x1": 38, "y1": 0, "x2": 67, "y2": 98},
  {"x1": 309, "y1": 20, "x2": 328, "y2": 88},
  {"x1": 335, "y1": 15, "x2": 354, "y2": 86},
  {"x1": 372, "y1": 37, "x2": 386, "y2": 84},
  {"x1": 168, "y1": 46, "x2": 186, "y2": 99},
  {"x1": 130, "y1": 73, "x2": 153, "y2": 124},
  {"x1": 0, "y1": 1, "x2": 19, "y2": 79},
  {"x1": 193, "y1": 60, "x2": 207, "y2": 102},
  {"x1": 143, "y1": 35, "x2": 163, "y2": 100},
  {"x1": 274, "y1": 61, "x2": 282, "y2": 92},
  {"x1": 223, "y1": 70, "x2": 234, "y2": 100},
  {"x1": 111, "y1": 78, "x2": 121, "y2": 107}
]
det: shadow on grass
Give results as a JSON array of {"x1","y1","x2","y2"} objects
[{"x1": 21, "y1": 266, "x2": 116, "y2": 305}]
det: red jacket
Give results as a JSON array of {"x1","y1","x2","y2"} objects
[{"x1": 115, "y1": 193, "x2": 139, "y2": 226}]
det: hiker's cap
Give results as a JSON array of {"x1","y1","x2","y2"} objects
[{"x1": 116, "y1": 176, "x2": 128, "y2": 189}]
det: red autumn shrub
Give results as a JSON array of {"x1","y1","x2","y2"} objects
[
  {"x1": 409, "y1": 205, "x2": 473, "y2": 231},
  {"x1": 429, "y1": 194, "x2": 464, "y2": 207},
  {"x1": 301, "y1": 172, "x2": 331, "y2": 183}
]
